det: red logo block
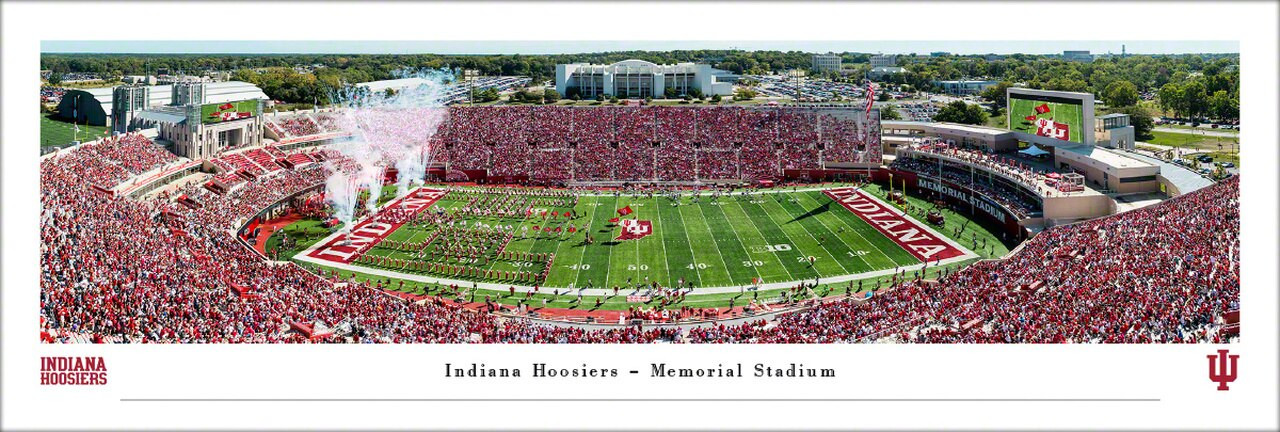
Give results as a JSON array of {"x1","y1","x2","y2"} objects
[
  {"x1": 1207, "y1": 349, "x2": 1238, "y2": 391},
  {"x1": 615, "y1": 219, "x2": 653, "y2": 241}
]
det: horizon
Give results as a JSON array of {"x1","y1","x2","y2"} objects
[{"x1": 40, "y1": 40, "x2": 1239, "y2": 56}]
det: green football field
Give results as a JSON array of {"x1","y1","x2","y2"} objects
[
  {"x1": 1008, "y1": 97, "x2": 1084, "y2": 143},
  {"x1": 357, "y1": 187, "x2": 925, "y2": 290},
  {"x1": 282, "y1": 183, "x2": 1012, "y2": 310}
]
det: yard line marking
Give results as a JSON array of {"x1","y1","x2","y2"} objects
[
  {"x1": 696, "y1": 200, "x2": 764, "y2": 284},
  {"x1": 683, "y1": 200, "x2": 733, "y2": 286},
  {"x1": 664, "y1": 197, "x2": 703, "y2": 287},
  {"x1": 571, "y1": 196, "x2": 600, "y2": 287},
  {"x1": 726, "y1": 199, "x2": 796, "y2": 282},
  {"x1": 759, "y1": 195, "x2": 850, "y2": 275},
  {"x1": 741, "y1": 198, "x2": 819, "y2": 278},
  {"x1": 792, "y1": 192, "x2": 878, "y2": 270}
]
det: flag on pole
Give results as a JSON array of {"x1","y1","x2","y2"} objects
[{"x1": 864, "y1": 83, "x2": 876, "y2": 119}]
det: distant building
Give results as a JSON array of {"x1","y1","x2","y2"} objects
[
  {"x1": 869, "y1": 54, "x2": 897, "y2": 68},
  {"x1": 984, "y1": 54, "x2": 1006, "y2": 61},
  {"x1": 930, "y1": 51, "x2": 951, "y2": 57},
  {"x1": 1063, "y1": 50, "x2": 1094, "y2": 62},
  {"x1": 556, "y1": 59, "x2": 737, "y2": 99},
  {"x1": 812, "y1": 53, "x2": 842, "y2": 73},
  {"x1": 122, "y1": 75, "x2": 156, "y2": 85},
  {"x1": 868, "y1": 66, "x2": 906, "y2": 80},
  {"x1": 933, "y1": 80, "x2": 998, "y2": 96}
]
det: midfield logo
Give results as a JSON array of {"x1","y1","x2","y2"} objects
[
  {"x1": 616, "y1": 219, "x2": 653, "y2": 241},
  {"x1": 1207, "y1": 349, "x2": 1238, "y2": 391}
]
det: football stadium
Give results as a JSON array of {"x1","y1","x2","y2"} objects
[{"x1": 39, "y1": 63, "x2": 1240, "y2": 344}]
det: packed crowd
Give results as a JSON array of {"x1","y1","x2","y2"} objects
[
  {"x1": 902, "y1": 141, "x2": 1051, "y2": 194},
  {"x1": 890, "y1": 156, "x2": 1042, "y2": 219},
  {"x1": 40, "y1": 115, "x2": 1238, "y2": 344},
  {"x1": 41, "y1": 133, "x2": 180, "y2": 188},
  {"x1": 267, "y1": 115, "x2": 322, "y2": 138},
  {"x1": 431, "y1": 106, "x2": 876, "y2": 182}
]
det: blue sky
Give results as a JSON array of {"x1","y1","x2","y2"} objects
[{"x1": 41, "y1": 40, "x2": 1237, "y2": 55}]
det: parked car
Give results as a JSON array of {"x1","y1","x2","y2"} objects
[
  {"x1": 1220, "y1": 162, "x2": 1235, "y2": 168},
  {"x1": 1197, "y1": 155, "x2": 1214, "y2": 163}
]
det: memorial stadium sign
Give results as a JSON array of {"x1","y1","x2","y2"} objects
[{"x1": 917, "y1": 178, "x2": 1011, "y2": 224}]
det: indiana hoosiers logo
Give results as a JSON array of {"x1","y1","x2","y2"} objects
[
  {"x1": 616, "y1": 219, "x2": 653, "y2": 240},
  {"x1": 1207, "y1": 349, "x2": 1238, "y2": 391}
]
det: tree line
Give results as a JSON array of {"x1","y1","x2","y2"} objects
[{"x1": 42, "y1": 50, "x2": 1237, "y2": 120}]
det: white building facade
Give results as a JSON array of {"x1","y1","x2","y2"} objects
[
  {"x1": 555, "y1": 59, "x2": 737, "y2": 99},
  {"x1": 812, "y1": 53, "x2": 842, "y2": 73}
]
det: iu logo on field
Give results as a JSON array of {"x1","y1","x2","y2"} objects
[
  {"x1": 616, "y1": 219, "x2": 653, "y2": 241},
  {"x1": 1207, "y1": 349, "x2": 1238, "y2": 391}
]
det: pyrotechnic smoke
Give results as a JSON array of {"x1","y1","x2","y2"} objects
[{"x1": 323, "y1": 68, "x2": 452, "y2": 228}]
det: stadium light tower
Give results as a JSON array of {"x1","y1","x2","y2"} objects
[
  {"x1": 464, "y1": 69, "x2": 480, "y2": 106},
  {"x1": 787, "y1": 69, "x2": 805, "y2": 102}
]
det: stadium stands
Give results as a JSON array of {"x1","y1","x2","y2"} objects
[
  {"x1": 428, "y1": 106, "x2": 873, "y2": 182},
  {"x1": 39, "y1": 125, "x2": 1239, "y2": 343}
]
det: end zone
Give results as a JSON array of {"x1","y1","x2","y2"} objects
[{"x1": 824, "y1": 187, "x2": 974, "y2": 262}]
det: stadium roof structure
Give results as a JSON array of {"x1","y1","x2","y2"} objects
[
  {"x1": 882, "y1": 120, "x2": 1014, "y2": 137},
  {"x1": 65, "y1": 81, "x2": 267, "y2": 117},
  {"x1": 354, "y1": 77, "x2": 437, "y2": 93},
  {"x1": 1120, "y1": 150, "x2": 1216, "y2": 194},
  {"x1": 1059, "y1": 144, "x2": 1150, "y2": 169},
  {"x1": 134, "y1": 107, "x2": 188, "y2": 125}
]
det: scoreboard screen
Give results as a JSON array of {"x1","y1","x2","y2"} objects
[
  {"x1": 1008, "y1": 92, "x2": 1086, "y2": 144},
  {"x1": 200, "y1": 100, "x2": 259, "y2": 124}
]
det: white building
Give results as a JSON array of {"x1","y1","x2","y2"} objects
[
  {"x1": 555, "y1": 59, "x2": 737, "y2": 99},
  {"x1": 870, "y1": 54, "x2": 897, "y2": 68},
  {"x1": 933, "y1": 80, "x2": 998, "y2": 95},
  {"x1": 812, "y1": 53, "x2": 842, "y2": 73}
]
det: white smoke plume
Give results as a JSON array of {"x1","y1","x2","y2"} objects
[{"x1": 322, "y1": 68, "x2": 452, "y2": 228}]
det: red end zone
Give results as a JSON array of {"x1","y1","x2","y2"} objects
[
  {"x1": 824, "y1": 187, "x2": 966, "y2": 261},
  {"x1": 305, "y1": 188, "x2": 447, "y2": 264}
]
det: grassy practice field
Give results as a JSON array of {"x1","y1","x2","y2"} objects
[
  {"x1": 279, "y1": 184, "x2": 1010, "y2": 310},
  {"x1": 1007, "y1": 97, "x2": 1084, "y2": 143},
  {"x1": 41, "y1": 115, "x2": 110, "y2": 148}
]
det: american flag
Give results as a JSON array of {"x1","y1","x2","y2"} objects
[{"x1": 864, "y1": 82, "x2": 876, "y2": 119}]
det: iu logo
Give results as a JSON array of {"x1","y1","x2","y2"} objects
[
  {"x1": 1207, "y1": 349, "x2": 1238, "y2": 391},
  {"x1": 615, "y1": 219, "x2": 653, "y2": 241}
]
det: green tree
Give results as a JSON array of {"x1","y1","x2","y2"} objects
[
  {"x1": 1158, "y1": 83, "x2": 1182, "y2": 117},
  {"x1": 933, "y1": 100, "x2": 987, "y2": 125},
  {"x1": 1181, "y1": 80, "x2": 1208, "y2": 119},
  {"x1": 711, "y1": 94, "x2": 722, "y2": 103},
  {"x1": 879, "y1": 105, "x2": 902, "y2": 120},
  {"x1": 542, "y1": 88, "x2": 560, "y2": 103},
  {"x1": 1110, "y1": 105, "x2": 1155, "y2": 140},
  {"x1": 1102, "y1": 80, "x2": 1139, "y2": 107},
  {"x1": 688, "y1": 88, "x2": 703, "y2": 99},
  {"x1": 1208, "y1": 90, "x2": 1238, "y2": 121},
  {"x1": 47, "y1": 73, "x2": 63, "y2": 85},
  {"x1": 733, "y1": 88, "x2": 757, "y2": 101},
  {"x1": 979, "y1": 81, "x2": 1012, "y2": 108},
  {"x1": 664, "y1": 87, "x2": 679, "y2": 99}
]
